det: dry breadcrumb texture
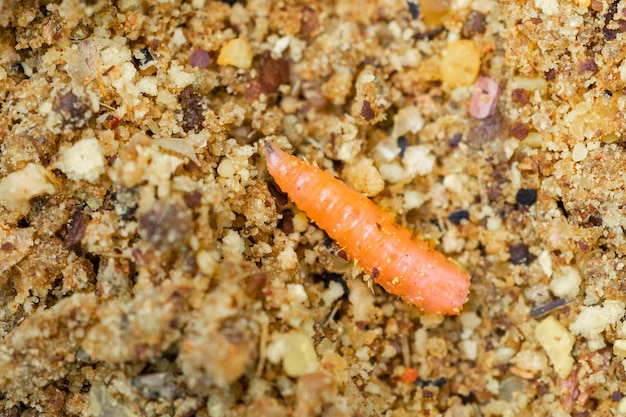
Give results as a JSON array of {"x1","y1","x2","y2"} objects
[{"x1": 1, "y1": 0, "x2": 626, "y2": 416}]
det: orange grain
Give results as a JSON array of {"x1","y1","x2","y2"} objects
[{"x1": 261, "y1": 141, "x2": 471, "y2": 315}]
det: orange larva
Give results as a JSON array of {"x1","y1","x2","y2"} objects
[{"x1": 261, "y1": 140, "x2": 471, "y2": 315}]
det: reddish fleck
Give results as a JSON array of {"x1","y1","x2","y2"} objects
[
  {"x1": 591, "y1": 0, "x2": 603, "y2": 11},
  {"x1": 179, "y1": 85, "x2": 204, "y2": 133},
  {"x1": 244, "y1": 79, "x2": 263, "y2": 101},
  {"x1": 511, "y1": 88, "x2": 530, "y2": 105},
  {"x1": 360, "y1": 100, "x2": 375, "y2": 121},
  {"x1": 337, "y1": 249, "x2": 348, "y2": 260},
  {"x1": 579, "y1": 59, "x2": 599, "y2": 74},
  {"x1": 64, "y1": 207, "x2": 87, "y2": 248},
  {"x1": 190, "y1": 48, "x2": 211, "y2": 69},
  {"x1": 245, "y1": 272, "x2": 267, "y2": 297},
  {"x1": 258, "y1": 52, "x2": 291, "y2": 94},
  {"x1": 300, "y1": 5, "x2": 319, "y2": 36},
  {"x1": 545, "y1": 68, "x2": 556, "y2": 81},
  {"x1": 103, "y1": 114, "x2": 120, "y2": 130},
  {"x1": 371, "y1": 267, "x2": 379, "y2": 279},
  {"x1": 510, "y1": 122, "x2": 529, "y2": 140},
  {"x1": 401, "y1": 367, "x2": 419, "y2": 384},
  {"x1": 578, "y1": 240, "x2": 590, "y2": 250},
  {"x1": 279, "y1": 210, "x2": 294, "y2": 234},
  {"x1": 1, "y1": 242, "x2": 14, "y2": 251},
  {"x1": 183, "y1": 190, "x2": 203, "y2": 208}
]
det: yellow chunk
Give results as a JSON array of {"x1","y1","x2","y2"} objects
[
  {"x1": 283, "y1": 332, "x2": 318, "y2": 377},
  {"x1": 441, "y1": 40, "x2": 480, "y2": 88},
  {"x1": 217, "y1": 38, "x2": 253, "y2": 69}
]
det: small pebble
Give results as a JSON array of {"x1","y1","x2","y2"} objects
[
  {"x1": 448, "y1": 210, "x2": 470, "y2": 224},
  {"x1": 515, "y1": 188, "x2": 537, "y2": 206}
]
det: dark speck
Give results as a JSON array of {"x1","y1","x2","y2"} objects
[
  {"x1": 179, "y1": 85, "x2": 204, "y2": 133},
  {"x1": 268, "y1": 182, "x2": 289, "y2": 206},
  {"x1": 545, "y1": 68, "x2": 556, "y2": 81},
  {"x1": 449, "y1": 133, "x2": 463, "y2": 147},
  {"x1": 588, "y1": 215, "x2": 603, "y2": 226},
  {"x1": 133, "y1": 47, "x2": 155, "y2": 68},
  {"x1": 183, "y1": 190, "x2": 203, "y2": 208},
  {"x1": 612, "y1": 391, "x2": 623, "y2": 402},
  {"x1": 278, "y1": 210, "x2": 294, "y2": 234},
  {"x1": 529, "y1": 298, "x2": 566, "y2": 318},
  {"x1": 407, "y1": 1, "x2": 420, "y2": 19},
  {"x1": 515, "y1": 188, "x2": 537, "y2": 207},
  {"x1": 509, "y1": 243, "x2": 535, "y2": 265},
  {"x1": 462, "y1": 10, "x2": 487, "y2": 37},
  {"x1": 138, "y1": 201, "x2": 192, "y2": 254},
  {"x1": 397, "y1": 136, "x2": 408, "y2": 158},
  {"x1": 53, "y1": 90, "x2": 91, "y2": 127},
  {"x1": 371, "y1": 267, "x2": 379, "y2": 280},
  {"x1": 416, "y1": 376, "x2": 447, "y2": 388},
  {"x1": 448, "y1": 210, "x2": 470, "y2": 224},
  {"x1": 361, "y1": 100, "x2": 375, "y2": 121},
  {"x1": 64, "y1": 207, "x2": 87, "y2": 248}
]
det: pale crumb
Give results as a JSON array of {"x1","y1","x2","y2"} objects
[
  {"x1": 403, "y1": 145, "x2": 435, "y2": 177},
  {"x1": 614, "y1": 339, "x2": 626, "y2": 357},
  {"x1": 221, "y1": 230, "x2": 245, "y2": 262},
  {"x1": 381, "y1": 343, "x2": 397, "y2": 359},
  {"x1": 196, "y1": 249, "x2": 217, "y2": 276},
  {"x1": 322, "y1": 281, "x2": 345, "y2": 306},
  {"x1": 569, "y1": 300, "x2": 626, "y2": 341},
  {"x1": 403, "y1": 190, "x2": 427, "y2": 211},
  {"x1": 391, "y1": 106, "x2": 424, "y2": 139},
  {"x1": 54, "y1": 138, "x2": 104, "y2": 182},
  {"x1": 534, "y1": 0, "x2": 559, "y2": 15},
  {"x1": 618, "y1": 396, "x2": 626, "y2": 415},
  {"x1": 550, "y1": 265, "x2": 581, "y2": 300},
  {"x1": 344, "y1": 157, "x2": 384, "y2": 197},
  {"x1": 460, "y1": 340, "x2": 478, "y2": 361},
  {"x1": 0, "y1": 163, "x2": 56, "y2": 212},
  {"x1": 277, "y1": 246, "x2": 298, "y2": 270},
  {"x1": 287, "y1": 283, "x2": 308, "y2": 303},
  {"x1": 459, "y1": 311, "x2": 481, "y2": 330},
  {"x1": 572, "y1": 143, "x2": 588, "y2": 162},
  {"x1": 535, "y1": 316, "x2": 575, "y2": 378},
  {"x1": 217, "y1": 159, "x2": 236, "y2": 178}
]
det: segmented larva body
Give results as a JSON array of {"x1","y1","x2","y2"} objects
[{"x1": 261, "y1": 141, "x2": 471, "y2": 315}]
